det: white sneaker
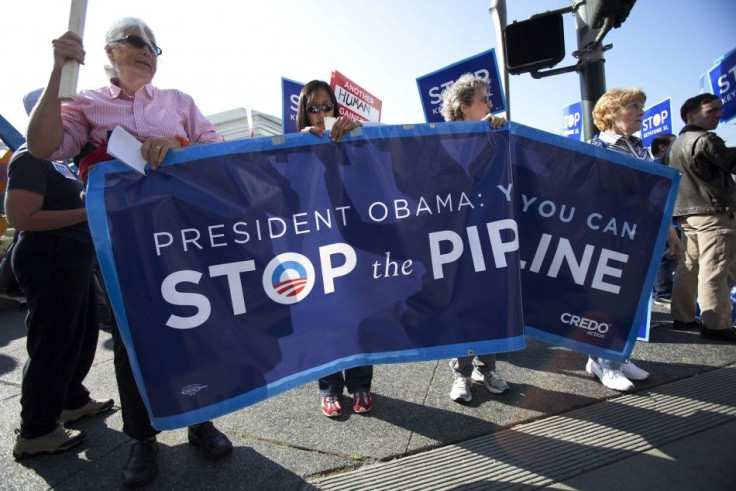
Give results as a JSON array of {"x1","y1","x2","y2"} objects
[
  {"x1": 621, "y1": 360, "x2": 649, "y2": 381},
  {"x1": 450, "y1": 377, "x2": 472, "y2": 402},
  {"x1": 585, "y1": 358, "x2": 634, "y2": 391},
  {"x1": 471, "y1": 368, "x2": 510, "y2": 394}
]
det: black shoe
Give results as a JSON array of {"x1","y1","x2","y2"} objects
[
  {"x1": 673, "y1": 319, "x2": 702, "y2": 331},
  {"x1": 187, "y1": 421, "x2": 232, "y2": 461},
  {"x1": 700, "y1": 325, "x2": 736, "y2": 342},
  {"x1": 122, "y1": 439, "x2": 158, "y2": 488}
]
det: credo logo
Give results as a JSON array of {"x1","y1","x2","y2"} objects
[
  {"x1": 560, "y1": 312, "x2": 610, "y2": 338},
  {"x1": 262, "y1": 253, "x2": 316, "y2": 305}
]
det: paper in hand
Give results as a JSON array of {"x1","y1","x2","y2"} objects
[
  {"x1": 108, "y1": 126, "x2": 147, "y2": 175},
  {"x1": 323, "y1": 117, "x2": 336, "y2": 130}
]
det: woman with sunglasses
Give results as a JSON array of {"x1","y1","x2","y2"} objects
[
  {"x1": 24, "y1": 18, "x2": 231, "y2": 488},
  {"x1": 295, "y1": 80, "x2": 375, "y2": 417}
]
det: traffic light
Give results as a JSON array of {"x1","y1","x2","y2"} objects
[
  {"x1": 503, "y1": 12, "x2": 565, "y2": 75},
  {"x1": 586, "y1": 0, "x2": 637, "y2": 29}
]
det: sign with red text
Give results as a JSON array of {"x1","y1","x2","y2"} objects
[{"x1": 330, "y1": 70, "x2": 382, "y2": 123}]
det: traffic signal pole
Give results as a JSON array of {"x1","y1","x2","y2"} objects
[
  {"x1": 489, "y1": 0, "x2": 510, "y2": 120},
  {"x1": 493, "y1": 1, "x2": 635, "y2": 141},
  {"x1": 574, "y1": 2, "x2": 608, "y2": 141}
]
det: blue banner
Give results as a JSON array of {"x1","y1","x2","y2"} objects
[
  {"x1": 87, "y1": 123, "x2": 678, "y2": 429},
  {"x1": 641, "y1": 98, "x2": 673, "y2": 149},
  {"x1": 708, "y1": 48, "x2": 736, "y2": 123},
  {"x1": 88, "y1": 123, "x2": 526, "y2": 429},
  {"x1": 416, "y1": 50, "x2": 507, "y2": 123},
  {"x1": 562, "y1": 102, "x2": 583, "y2": 140},
  {"x1": 514, "y1": 126, "x2": 679, "y2": 359},
  {"x1": 281, "y1": 77, "x2": 303, "y2": 134}
]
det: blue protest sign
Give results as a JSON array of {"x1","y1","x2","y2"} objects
[
  {"x1": 0, "y1": 114, "x2": 25, "y2": 152},
  {"x1": 562, "y1": 101, "x2": 583, "y2": 140},
  {"x1": 641, "y1": 98, "x2": 673, "y2": 149},
  {"x1": 708, "y1": 48, "x2": 736, "y2": 123},
  {"x1": 416, "y1": 49, "x2": 507, "y2": 123},
  {"x1": 281, "y1": 77, "x2": 303, "y2": 134},
  {"x1": 87, "y1": 122, "x2": 677, "y2": 429}
]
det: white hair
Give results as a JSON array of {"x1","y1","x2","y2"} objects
[{"x1": 103, "y1": 17, "x2": 156, "y2": 79}]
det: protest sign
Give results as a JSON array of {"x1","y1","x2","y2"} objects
[
  {"x1": 330, "y1": 70, "x2": 382, "y2": 122},
  {"x1": 562, "y1": 102, "x2": 583, "y2": 141},
  {"x1": 641, "y1": 99, "x2": 673, "y2": 149},
  {"x1": 416, "y1": 49, "x2": 507, "y2": 123},
  {"x1": 708, "y1": 48, "x2": 736, "y2": 123},
  {"x1": 87, "y1": 122, "x2": 677, "y2": 428},
  {"x1": 281, "y1": 77, "x2": 303, "y2": 134},
  {"x1": 88, "y1": 123, "x2": 523, "y2": 428}
]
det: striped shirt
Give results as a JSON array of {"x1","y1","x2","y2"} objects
[
  {"x1": 50, "y1": 82, "x2": 224, "y2": 161},
  {"x1": 588, "y1": 131, "x2": 653, "y2": 162}
]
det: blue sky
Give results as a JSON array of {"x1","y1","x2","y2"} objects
[{"x1": 2, "y1": 0, "x2": 734, "y2": 144}]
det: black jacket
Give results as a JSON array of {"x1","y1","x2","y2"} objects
[{"x1": 665, "y1": 125, "x2": 736, "y2": 217}]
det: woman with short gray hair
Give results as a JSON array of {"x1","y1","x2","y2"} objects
[{"x1": 440, "y1": 73, "x2": 508, "y2": 403}]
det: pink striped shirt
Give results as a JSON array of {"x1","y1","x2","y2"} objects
[{"x1": 50, "y1": 83, "x2": 224, "y2": 161}]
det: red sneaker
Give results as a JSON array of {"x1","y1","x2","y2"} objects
[
  {"x1": 352, "y1": 391, "x2": 372, "y2": 414},
  {"x1": 321, "y1": 396, "x2": 342, "y2": 417}
]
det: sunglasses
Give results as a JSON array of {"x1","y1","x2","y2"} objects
[
  {"x1": 111, "y1": 35, "x2": 162, "y2": 56},
  {"x1": 307, "y1": 103, "x2": 334, "y2": 114}
]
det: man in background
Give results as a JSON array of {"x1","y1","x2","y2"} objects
[{"x1": 665, "y1": 94, "x2": 736, "y2": 341}]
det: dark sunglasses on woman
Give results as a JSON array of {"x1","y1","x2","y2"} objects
[
  {"x1": 111, "y1": 34, "x2": 162, "y2": 56},
  {"x1": 307, "y1": 103, "x2": 334, "y2": 114}
]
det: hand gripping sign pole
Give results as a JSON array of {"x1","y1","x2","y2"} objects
[{"x1": 58, "y1": 0, "x2": 88, "y2": 100}]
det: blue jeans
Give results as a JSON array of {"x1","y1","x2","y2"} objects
[
  {"x1": 653, "y1": 256, "x2": 678, "y2": 298},
  {"x1": 318, "y1": 366, "x2": 373, "y2": 396}
]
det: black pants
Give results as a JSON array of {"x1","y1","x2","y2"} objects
[
  {"x1": 13, "y1": 233, "x2": 98, "y2": 438},
  {"x1": 111, "y1": 314, "x2": 160, "y2": 440}
]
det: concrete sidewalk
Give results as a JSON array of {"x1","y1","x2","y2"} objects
[{"x1": 1, "y1": 300, "x2": 735, "y2": 490}]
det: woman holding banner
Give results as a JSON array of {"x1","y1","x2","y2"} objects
[
  {"x1": 296, "y1": 80, "x2": 375, "y2": 417},
  {"x1": 25, "y1": 17, "x2": 230, "y2": 487},
  {"x1": 587, "y1": 87, "x2": 683, "y2": 391},
  {"x1": 440, "y1": 73, "x2": 510, "y2": 403}
]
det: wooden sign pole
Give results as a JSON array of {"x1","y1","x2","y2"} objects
[{"x1": 58, "y1": 0, "x2": 88, "y2": 100}]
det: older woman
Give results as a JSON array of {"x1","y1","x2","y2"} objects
[
  {"x1": 295, "y1": 80, "x2": 375, "y2": 418},
  {"x1": 440, "y1": 73, "x2": 509, "y2": 403},
  {"x1": 26, "y1": 18, "x2": 230, "y2": 487},
  {"x1": 587, "y1": 88, "x2": 683, "y2": 391}
]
